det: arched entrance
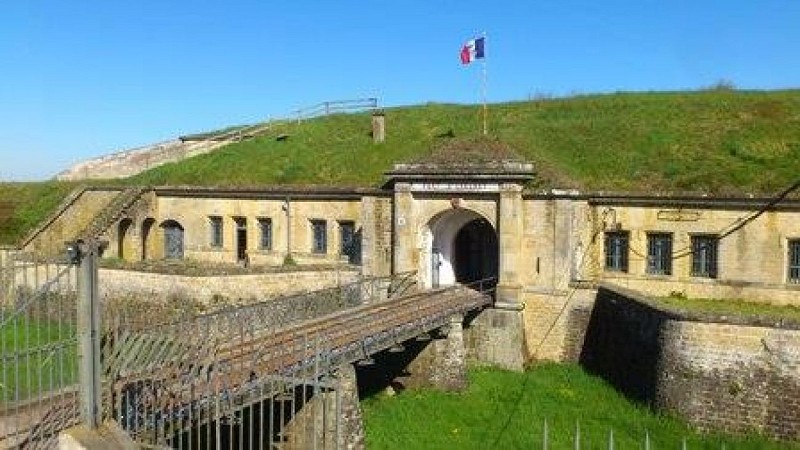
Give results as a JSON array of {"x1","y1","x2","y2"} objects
[
  {"x1": 160, "y1": 220, "x2": 184, "y2": 260},
  {"x1": 117, "y1": 218, "x2": 133, "y2": 260},
  {"x1": 423, "y1": 209, "x2": 498, "y2": 289}
]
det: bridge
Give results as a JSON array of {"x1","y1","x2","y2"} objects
[{"x1": 0, "y1": 247, "x2": 494, "y2": 449}]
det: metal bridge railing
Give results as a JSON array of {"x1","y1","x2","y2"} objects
[
  {"x1": 97, "y1": 269, "x2": 419, "y2": 448},
  {"x1": 1, "y1": 242, "x2": 491, "y2": 450}
]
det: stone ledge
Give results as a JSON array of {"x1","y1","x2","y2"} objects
[{"x1": 58, "y1": 420, "x2": 147, "y2": 450}]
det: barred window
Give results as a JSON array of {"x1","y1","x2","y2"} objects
[
  {"x1": 604, "y1": 231, "x2": 629, "y2": 272},
  {"x1": 258, "y1": 218, "x2": 272, "y2": 250},
  {"x1": 647, "y1": 233, "x2": 672, "y2": 275},
  {"x1": 209, "y1": 216, "x2": 223, "y2": 247},
  {"x1": 311, "y1": 219, "x2": 327, "y2": 254},
  {"x1": 691, "y1": 235, "x2": 718, "y2": 278},
  {"x1": 789, "y1": 239, "x2": 800, "y2": 284}
]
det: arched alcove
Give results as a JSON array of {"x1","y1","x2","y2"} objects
[
  {"x1": 141, "y1": 218, "x2": 155, "y2": 260},
  {"x1": 117, "y1": 218, "x2": 133, "y2": 260}
]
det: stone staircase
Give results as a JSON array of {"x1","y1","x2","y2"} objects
[{"x1": 76, "y1": 187, "x2": 148, "y2": 242}]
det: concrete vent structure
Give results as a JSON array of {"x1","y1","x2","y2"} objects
[{"x1": 372, "y1": 109, "x2": 385, "y2": 143}]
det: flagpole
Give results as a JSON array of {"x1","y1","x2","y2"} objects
[{"x1": 481, "y1": 31, "x2": 488, "y2": 136}]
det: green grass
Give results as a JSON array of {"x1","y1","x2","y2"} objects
[
  {"x1": 0, "y1": 181, "x2": 79, "y2": 245},
  {"x1": 653, "y1": 295, "x2": 800, "y2": 324},
  {"x1": 3, "y1": 89, "x2": 800, "y2": 244},
  {"x1": 0, "y1": 314, "x2": 78, "y2": 403},
  {"x1": 127, "y1": 90, "x2": 800, "y2": 193},
  {"x1": 362, "y1": 364, "x2": 796, "y2": 449}
]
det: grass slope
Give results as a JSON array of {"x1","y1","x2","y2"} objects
[
  {"x1": 0, "y1": 181, "x2": 77, "y2": 245},
  {"x1": 2, "y1": 89, "x2": 800, "y2": 245},
  {"x1": 362, "y1": 364, "x2": 797, "y2": 449},
  {"x1": 128, "y1": 89, "x2": 800, "y2": 193}
]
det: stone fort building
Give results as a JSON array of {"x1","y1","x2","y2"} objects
[{"x1": 21, "y1": 153, "x2": 800, "y2": 369}]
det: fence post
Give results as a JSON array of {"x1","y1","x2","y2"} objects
[{"x1": 74, "y1": 240, "x2": 102, "y2": 428}]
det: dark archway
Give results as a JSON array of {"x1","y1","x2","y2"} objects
[
  {"x1": 160, "y1": 220, "x2": 184, "y2": 260},
  {"x1": 117, "y1": 218, "x2": 133, "y2": 260},
  {"x1": 141, "y1": 218, "x2": 155, "y2": 260},
  {"x1": 453, "y1": 218, "x2": 498, "y2": 285}
]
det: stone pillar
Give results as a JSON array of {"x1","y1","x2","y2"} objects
[
  {"x1": 283, "y1": 364, "x2": 365, "y2": 450},
  {"x1": 359, "y1": 196, "x2": 378, "y2": 277},
  {"x1": 468, "y1": 182, "x2": 526, "y2": 371},
  {"x1": 372, "y1": 111, "x2": 385, "y2": 143},
  {"x1": 497, "y1": 183, "x2": 524, "y2": 307},
  {"x1": 335, "y1": 364, "x2": 365, "y2": 450},
  {"x1": 402, "y1": 315, "x2": 468, "y2": 391},
  {"x1": 392, "y1": 183, "x2": 416, "y2": 275}
]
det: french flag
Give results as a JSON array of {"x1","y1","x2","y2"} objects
[{"x1": 460, "y1": 36, "x2": 485, "y2": 65}]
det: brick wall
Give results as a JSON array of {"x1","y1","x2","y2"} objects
[{"x1": 581, "y1": 284, "x2": 800, "y2": 439}]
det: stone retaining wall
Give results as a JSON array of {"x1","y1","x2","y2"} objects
[
  {"x1": 580, "y1": 284, "x2": 800, "y2": 439},
  {"x1": 97, "y1": 268, "x2": 359, "y2": 303}
]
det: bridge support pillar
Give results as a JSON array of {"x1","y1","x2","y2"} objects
[
  {"x1": 465, "y1": 306, "x2": 526, "y2": 371},
  {"x1": 403, "y1": 314, "x2": 468, "y2": 391},
  {"x1": 335, "y1": 364, "x2": 366, "y2": 450},
  {"x1": 282, "y1": 364, "x2": 365, "y2": 450}
]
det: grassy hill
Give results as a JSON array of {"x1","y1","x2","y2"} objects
[
  {"x1": 1, "y1": 89, "x2": 799, "y2": 245},
  {"x1": 0, "y1": 181, "x2": 78, "y2": 246},
  {"x1": 126, "y1": 89, "x2": 800, "y2": 192}
]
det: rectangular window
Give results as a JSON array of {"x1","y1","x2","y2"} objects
[
  {"x1": 258, "y1": 218, "x2": 272, "y2": 250},
  {"x1": 311, "y1": 219, "x2": 327, "y2": 254},
  {"x1": 647, "y1": 233, "x2": 672, "y2": 275},
  {"x1": 604, "y1": 231, "x2": 629, "y2": 272},
  {"x1": 691, "y1": 235, "x2": 718, "y2": 278},
  {"x1": 790, "y1": 239, "x2": 800, "y2": 284},
  {"x1": 209, "y1": 216, "x2": 223, "y2": 247},
  {"x1": 339, "y1": 221, "x2": 358, "y2": 264}
]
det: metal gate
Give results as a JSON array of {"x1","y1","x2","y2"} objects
[{"x1": 0, "y1": 248, "x2": 79, "y2": 449}]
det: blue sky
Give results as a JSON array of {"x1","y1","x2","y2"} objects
[{"x1": 1, "y1": 1, "x2": 798, "y2": 181}]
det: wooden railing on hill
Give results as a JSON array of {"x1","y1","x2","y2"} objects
[
  {"x1": 55, "y1": 97, "x2": 380, "y2": 181},
  {"x1": 293, "y1": 98, "x2": 379, "y2": 123}
]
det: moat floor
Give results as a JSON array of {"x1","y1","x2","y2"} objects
[{"x1": 361, "y1": 363, "x2": 798, "y2": 450}]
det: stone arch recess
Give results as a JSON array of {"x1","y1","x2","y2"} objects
[
  {"x1": 141, "y1": 218, "x2": 155, "y2": 261},
  {"x1": 117, "y1": 218, "x2": 134, "y2": 261}
]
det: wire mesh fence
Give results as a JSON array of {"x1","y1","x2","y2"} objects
[{"x1": 0, "y1": 248, "x2": 79, "y2": 449}]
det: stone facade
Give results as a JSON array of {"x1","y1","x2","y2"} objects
[
  {"x1": 580, "y1": 284, "x2": 800, "y2": 439},
  {"x1": 97, "y1": 267, "x2": 358, "y2": 303}
]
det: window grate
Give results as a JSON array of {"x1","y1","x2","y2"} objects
[
  {"x1": 209, "y1": 216, "x2": 223, "y2": 247},
  {"x1": 790, "y1": 240, "x2": 800, "y2": 283},
  {"x1": 604, "y1": 231, "x2": 629, "y2": 272},
  {"x1": 339, "y1": 221, "x2": 358, "y2": 264},
  {"x1": 691, "y1": 235, "x2": 718, "y2": 278},
  {"x1": 311, "y1": 219, "x2": 327, "y2": 254},
  {"x1": 258, "y1": 218, "x2": 272, "y2": 250},
  {"x1": 647, "y1": 233, "x2": 672, "y2": 275}
]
